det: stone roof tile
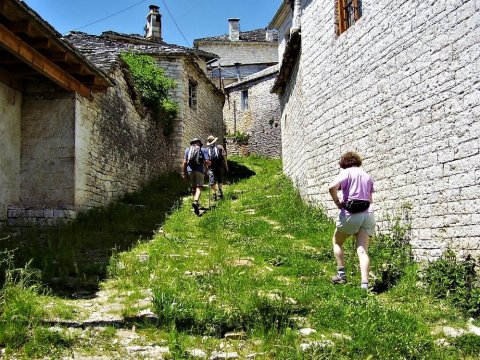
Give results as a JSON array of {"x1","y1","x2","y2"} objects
[
  {"x1": 64, "y1": 31, "x2": 216, "y2": 72},
  {"x1": 225, "y1": 64, "x2": 279, "y2": 89},
  {"x1": 195, "y1": 28, "x2": 278, "y2": 43}
]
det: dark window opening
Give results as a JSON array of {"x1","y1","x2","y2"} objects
[
  {"x1": 241, "y1": 90, "x2": 248, "y2": 110},
  {"x1": 337, "y1": 0, "x2": 362, "y2": 35},
  {"x1": 189, "y1": 81, "x2": 197, "y2": 110}
]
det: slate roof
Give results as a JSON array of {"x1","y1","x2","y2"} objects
[
  {"x1": 194, "y1": 28, "x2": 278, "y2": 43},
  {"x1": 225, "y1": 64, "x2": 279, "y2": 90},
  {"x1": 64, "y1": 31, "x2": 217, "y2": 72}
]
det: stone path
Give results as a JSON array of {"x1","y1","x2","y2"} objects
[{"x1": 38, "y1": 284, "x2": 480, "y2": 359}]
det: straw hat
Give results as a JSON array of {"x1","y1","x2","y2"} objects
[
  {"x1": 190, "y1": 138, "x2": 202, "y2": 145},
  {"x1": 206, "y1": 135, "x2": 218, "y2": 146}
]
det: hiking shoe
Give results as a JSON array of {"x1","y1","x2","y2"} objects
[
  {"x1": 331, "y1": 274, "x2": 347, "y2": 284},
  {"x1": 212, "y1": 193, "x2": 217, "y2": 201},
  {"x1": 218, "y1": 191, "x2": 224, "y2": 199},
  {"x1": 192, "y1": 202, "x2": 200, "y2": 215}
]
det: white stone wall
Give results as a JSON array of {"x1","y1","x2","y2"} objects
[
  {"x1": 224, "y1": 74, "x2": 282, "y2": 158},
  {"x1": 197, "y1": 42, "x2": 278, "y2": 67},
  {"x1": 0, "y1": 82, "x2": 21, "y2": 220},
  {"x1": 281, "y1": 0, "x2": 480, "y2": 260}
]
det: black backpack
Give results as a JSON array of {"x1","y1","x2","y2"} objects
[{"x1": 187, "y1": 145, "x2": 204, "y2": 166}]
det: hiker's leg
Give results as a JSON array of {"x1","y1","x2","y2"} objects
[
  {"x1": 208, "y1": 169, "x2": 216, "y2": 193},
  {"x1": 333, "y1": 229, "x2": 350, "y2": 268},
  {"x1": 355, "y1": 229, "x2": 370, "y2": 284},
  {"x1": 193, "y1": 186, "x2": 202, "y2": 202},
  {"x1": 217, "y1": 168, "x2": 224, "y2": 197}
]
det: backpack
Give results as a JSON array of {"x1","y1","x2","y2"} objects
[
  {"x1": 187, "y1": 145, "x2": 204, "y2": 166},
  {"x1": 208, "y1": 145, "x2": 222, "y2": 163}
]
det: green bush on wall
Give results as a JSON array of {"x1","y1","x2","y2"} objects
[
  {"x1": 120, "y1": 52, "x2": 178, "y2": 136},
  {"x1": 226, "y1": 131, "x2": 250, "y2": 145}
]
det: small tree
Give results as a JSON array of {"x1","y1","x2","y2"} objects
[{"x1": 120, "y1": 52, "x2": 178, "y2": 136}]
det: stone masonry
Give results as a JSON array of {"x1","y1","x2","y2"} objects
[
  {"x1": 278, "y1": 0, "x2": 480, "y2": 260},
  {"x1": 75, "y1": 68, "x2": 171, "y2": 210},
  {"x1": 224, "y1": 66, "x2": 282, "y2": 158}
]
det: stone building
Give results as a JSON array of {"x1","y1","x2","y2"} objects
[
  {"x1": 271, "y1": 0, "x2": 480, "y2": 260},
  {"x1": 194, "y1": 19, "x2": 279, "y2": 88},
  {"x1": 194, "y1": 18, "x2": 282, "y2": 157},
  {"x1": 0, "y1": 1, "x2": 224, "y2": 226},
  {"x1": 65, "y1": 28, "x2": 225, "y2": 172},
  {"x1": 223, "y1": 65, "x2": 282, "y2": 158}
]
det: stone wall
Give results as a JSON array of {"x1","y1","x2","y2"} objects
[
  {"x1": 224, "y1": 73, "x2": 282, "y2": 158},
  {"x1": 0, "y1": 81, "x2": 21, "y2": 220},
  {"x1": 198, "y1": 42, "x2": 278, "y2": 67},
  {"x1": 178, "y1": 58, "x2": 225, "y2": 168},
  {"x1": 281, "y1": 0, "x2": 480, "y2": 260},
  {"x1": 75, "y1": 67, "x2": 171, "y2": 209},
  {"x1": 21, "y1": 84, "x2": 76, "y2": 208}
]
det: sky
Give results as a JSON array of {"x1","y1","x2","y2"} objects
[{"x1": 22, "y1": 0, "x2": 282, "y2": 47}]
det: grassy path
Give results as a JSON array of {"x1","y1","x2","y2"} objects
[{"x1": 1, "y1": 156, "x2": 479, "y2": 359}]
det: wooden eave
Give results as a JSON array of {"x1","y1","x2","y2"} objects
[
  {"x1": 0, "y1": 0, "x2": 113, "y2": 97},
  {"x1": 271, "y1": 28, "x2": 301, "y2": 95},
  {"x1": 269, "y1": 0, "x2": 291, "y2": 30}
]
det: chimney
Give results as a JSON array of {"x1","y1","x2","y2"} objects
[
  {"x1": 228, "y1": 18, "x2": 240, "y2": 41},
  {"x1": 265, "y1": 28, "x2": 274, "y2": 42},
  {"x1": 145, "y1": 5, "x2": 162, "y2": 42}
]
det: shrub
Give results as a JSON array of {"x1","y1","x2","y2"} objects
[
  {"x1": 120, "y1": 52, "x2": 178, "y2": 136},
  {"x1": 423, "y1": 250, "x2": 480, "y2": 317},
  {"x1": 369, "y1": 211, "x2": 413, "y2": 292},
  {"x1": 226, "y1": 131, "x2": 250, "y2": 145}
]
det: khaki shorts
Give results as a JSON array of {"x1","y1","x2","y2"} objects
[
  {"x1": 336, "y1": 212, "x2": 376, "y2": 236},
  {"x1": 189, "y1": 171, "x2": 204, "y2": 187}
]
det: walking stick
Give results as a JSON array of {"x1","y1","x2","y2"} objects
[{"x1": 208, "y1": 179, "x2": 211, "y2": 210}]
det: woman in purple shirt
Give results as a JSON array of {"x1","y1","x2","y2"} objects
[{"x1": 328, "y1": 151, "x2": 375, "y2": 290}]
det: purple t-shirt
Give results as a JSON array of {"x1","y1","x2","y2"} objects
[{"x1": 336, "y1": 167, "x2": 374, "y2": 214}]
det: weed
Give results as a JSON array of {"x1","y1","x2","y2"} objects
[
  {"x1": 451, "y1": 334, "x2": 480, "y2": 357},
  {"x1": 423, "y1": 250, "x2": 480, "y2": 317},
  {"x1": 0, "y1": 263, "x2": 45, "y2": 352},
  {"x1": 369, "y1": 210, "x2": 413, "y2": 292}
]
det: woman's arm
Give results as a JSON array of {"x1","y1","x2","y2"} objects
[{"x1": 328, "y1": 180, "x2": 343, "y2": 209}]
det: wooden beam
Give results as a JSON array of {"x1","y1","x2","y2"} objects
[
  {"x1": 30, "y1": 38, "x2": 51, "y2": 49},
  {"x1": 10, "y1": 21, "x2": 33, "y2": 34},
  {"x1": 0, "y1": 23, "x2": 92, "y2": 99},
  {"x1": 61, "y1": 63, "x2": 84, "y2": 73},
  {"x1": 337, "y1": 0, "x2": 346, "y2": 35},
  {"x1": 50, "y1": 52, "x2": 68, "y2": 62}
]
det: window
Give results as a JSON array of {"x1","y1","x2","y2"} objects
[
  {"x1": 241, "y1": 90, "x2": 248, "y2": 110},
  {"x1": 337, "y1": 0, "x2": 362, "y2": 35},
  {"x1": 188, "y1": 81, "x2": 197, "y2": 110}
]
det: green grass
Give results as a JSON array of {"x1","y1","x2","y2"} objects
[{"x1": 0, "y1": 156, "x2": 478, "y2": 358}]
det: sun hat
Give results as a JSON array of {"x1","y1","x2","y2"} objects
[
  {"x1": 190, "y1": 138, "x2": 202, "y2": 145},
  {"x1": 206, "y1": 135, "x2": 218, "y2": 146}
]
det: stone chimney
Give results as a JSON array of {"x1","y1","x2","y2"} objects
[
  {"x1": 265, "y1": 28, "x2": 274, "y2": 42},
  {"x1": 145, "y1": 5, "x2": 162, "y2": 42},
  {"x1": 228, "y1": 18, "x2": 240, "y2": 41}
]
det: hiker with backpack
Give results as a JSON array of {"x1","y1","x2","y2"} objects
[
  {"x1": 182, "y1": 138, "x2": 210, "y2": 215},
  {"x1": 328, "y1": 151, "x2": 375, "y2": 290},
  {"x1": 205, "y1": 135, "x2": 229, "y2": 201}
]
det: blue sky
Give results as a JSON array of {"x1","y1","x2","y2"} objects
[{"x1": 22, "y1": 0, "x2": 282, "y2": 47}]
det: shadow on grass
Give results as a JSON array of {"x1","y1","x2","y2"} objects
[
  {"x1": 224, "y1": 159, "x2": 256, "y2": 184},
  {"x1": 0, "y1": 172, "x2": 189, "y2": 298},
  {"x1": 0, "y1": 160, "x2": 255, "y2": 298}
]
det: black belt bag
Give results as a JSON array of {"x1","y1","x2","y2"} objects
[{"x1": 343, "y1": 199, "x2": 370, "y2": 213}]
